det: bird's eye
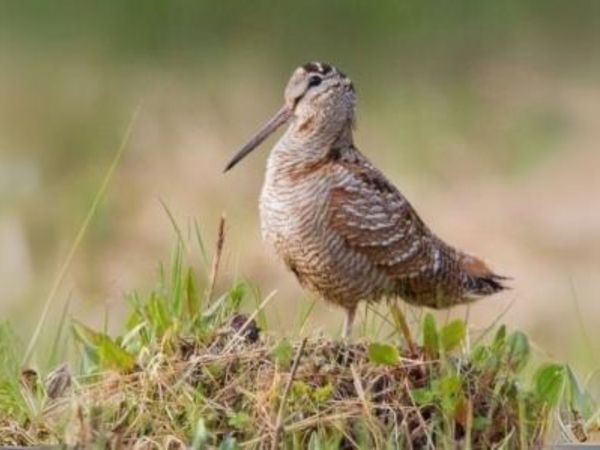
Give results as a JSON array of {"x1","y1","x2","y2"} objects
[{"x1": 307, "y1": 76, "x2": 322, "y2": 88}]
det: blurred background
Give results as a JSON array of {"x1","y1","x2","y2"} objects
[{"x1": 1, "y1": 1, "x2": 599, "y2": 372}]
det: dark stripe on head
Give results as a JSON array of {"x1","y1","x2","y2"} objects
[
  {"x1": 303, "y1": 62, "x2": 333, "y2": 75},
  {"x1": 300, "y1": 62, "x2": 355, "y2": 93}
]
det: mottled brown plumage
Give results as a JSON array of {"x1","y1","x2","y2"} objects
[{"x1": 225, "y1": 62, "x2": 507, "y2": 337}]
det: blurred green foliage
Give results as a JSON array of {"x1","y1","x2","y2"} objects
[
  {"x1": 1, "y1": 0, "x2": 599, "y2": 375},
  {"x1": 2, "y1": 1, "x2": 599, "y2": 72}
]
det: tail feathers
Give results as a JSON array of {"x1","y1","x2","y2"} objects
[
  {"x1": 460, "y1": 254, "x2": 509, "y2": 297},
  {"x1": 467, "y1": 272, "x2": 509, "y2": 295}
]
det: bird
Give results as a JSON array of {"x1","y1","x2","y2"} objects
[{"x1": 224, "y1": 62, "x2": 507, "y2": 339}]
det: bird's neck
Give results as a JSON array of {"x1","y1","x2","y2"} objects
[{"x1": 272, "y1": 113, "x2": 354, "y2": 167}]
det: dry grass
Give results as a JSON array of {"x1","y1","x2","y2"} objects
[{"x1": 2, "y1": 321, "x2": 548, "y2": 449}]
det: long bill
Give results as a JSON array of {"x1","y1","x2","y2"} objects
[{"x1": 223, "y1": 105, "x2": 293, "y2": 172}]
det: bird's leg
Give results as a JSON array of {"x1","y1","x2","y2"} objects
[
  {"x1": 339, "y1": 306, "x2": 357, "y2": 366},
  {"x1": 342, "y1": 306, "x2": 357, "y2": 340}
]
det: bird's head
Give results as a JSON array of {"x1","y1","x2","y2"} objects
[
  {"x1": 283, "y1": 62, "x2": 356, "y2": 123},
  {"x1": 224, "y1": 62, "x2": 356, "y2": 172}
]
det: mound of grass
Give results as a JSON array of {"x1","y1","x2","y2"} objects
[{"x1": 0, "y1": 235, "x2": 597, "y2": 449}]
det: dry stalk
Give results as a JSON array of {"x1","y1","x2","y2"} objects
[
  {"x1": 351, "y1": 364, "x2": 369, "y2": 416},
  {"x1": 271, "y1": 338, "x2": 307, "y2": 450},
  {"x1": 206, "y1": 214, "x2": 226, "y2": 304},
  {"x1": 390, "y1": 304, "x2": 417, "y2": 355}
]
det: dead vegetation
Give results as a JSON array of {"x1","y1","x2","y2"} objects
[{"x1": 4, "y1": 316, "x2": 548, "y2": 449}]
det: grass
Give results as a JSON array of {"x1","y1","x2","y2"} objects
[
  {"x1": 22, "y1": 103, "x2": 143, "y2": 366},
  {"x1": 1, "y1": 219, "x2": 598, "y2": 449}
]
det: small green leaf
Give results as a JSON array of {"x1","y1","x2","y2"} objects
[
  {"x1": 314, "y1": 384, "x2": 334, "y2": 404},
  {"x1": 437, "y1": 375, "x2": 463, "y2": 413},
  {"x1": 228, "y1": 283, "x2": 247, "y2": 310},
  {"x1": 440, "y1": 320, "x2": 466, "y2": 352},
  {"x1": 227, "y1": 411, "x2": 251, "y2": 430},
  {"x1": 185, "y1": 268, "x2": 201, "y2": 319},
  {"x1": 411, "y1": 387, "x2": 435, "y2": 405},
  {"x1": 534, "y1": 363, "x2": 566, "y2": 407},
  {"x1": 307, "y1": 431, "x2": 321, "y2": 450},
  {"x1": 191, "y1": 418, "x2": 211, "y2": 449},
  {"x1": 439, "y1": 374, "x2": 461, "y2": 396},
  {"x1": 471, "y1": 345, "x2": 490, "y2": 366},
  {"x1": 473, "y1": 416, "x2": 492, "y2": 431},
  {"x1": 147, "y1": 292, "x2": 171, "y2": 335},
  {"x1": 218, "y1": 437, "x2": 239, "y2": 450},
  {"x1": 98, "y1": 337, "x2": 136, "y2": 371},
  {"x1": 422, "y1": 313, "x2": 439, "y2": 355},
  {"x1": 368, "y1": 342, "x2": 400, "y2": 366},
  {"x1": 272, "y1": 339, "x2": 294, "y2": 368},
  {"x1": 352, "y1": 418, "x2": 373, "y2": 449},
  {"x1": 565, "y1": 365, "x2": 594, "y2": 416},
  {"x1": 493, "y1": 325, "x2": 507, "y2": 352},
  {"x1": 507, "y1": 331, "x2": 530, "y2": 372},
  {"x1": 72, "y1": 322, "x2": 136, "y2": 371},
  {"x1": 290, "y1": 380, "x2": 312, "y2": 405}
]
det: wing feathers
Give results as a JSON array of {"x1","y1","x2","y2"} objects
[
  {"x1": 326, "y1": 146, "x2": 507, "y2": 305},
  {"x1": 328, "y1": 149, "x2": 435, "y2": 277}
]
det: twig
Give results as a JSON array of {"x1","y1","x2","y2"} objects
[
  {"x1": 390, "y1": 304, "x2": 418, "y2": 355},
  {"x1": 206, "y1": 214, "x2": 226, "y2": 304},
  {"x1": 271, "y1": 338, "x2": 307, "y2": 450},
  {"x1": 351, "y1": 364, "x2": 369, "y2": 416}
]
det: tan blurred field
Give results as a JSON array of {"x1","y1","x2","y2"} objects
[{"x1": 1, "y1": 2, "x2": 599, "y2": 374}]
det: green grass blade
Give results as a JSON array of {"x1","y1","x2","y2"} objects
[
  {"x1": 23, "y1": 103, "x2": 142, "y2": 365},
  {"x1": 159, "y1": 199, "x2": 186, "y2": 248},
  {"x1": 45, "y1": 292, "x2": 72, "y2": 370}
]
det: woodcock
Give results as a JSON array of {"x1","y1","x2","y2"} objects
[{"x1": 224, "y1": 62, "x2": 507, "y2": 338}]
